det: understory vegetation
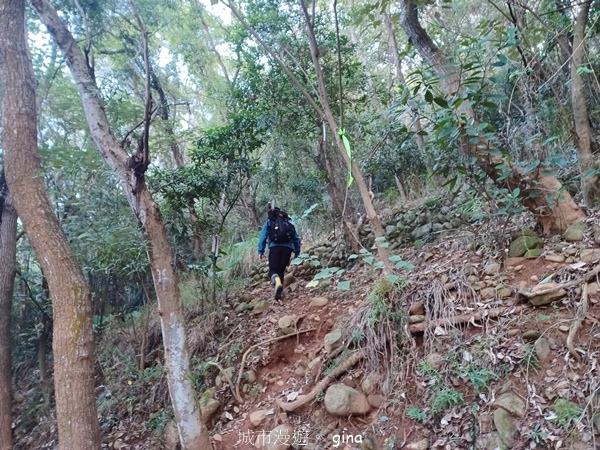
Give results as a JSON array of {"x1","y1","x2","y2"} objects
[{"x1": 1, "y1": 0, "x2": 600, "y2": 449}]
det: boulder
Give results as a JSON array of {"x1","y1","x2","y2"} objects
[
  {"x1": 534, "y1": 337, "x2": 551, "y2": 362},
  {"x1": 411, "y1": 223, "x2": 433, "y2": 240},
  {"x1": 253, "y1": 300, "x2": 270, "y2": 314},
  {"x1": 324, "y1": 384, "x2": 371, "y2": 416},
  {"x1": 426, "y1": 352, "x2": 444, "y2": 370},
  {"x1": 522, "y1": 330, "x2": 542, "y2": 341},
  {"x1": 278, "y1": 316, "x2": 296, "y2": 335},
  {"x1": 199, "y1": 389, "x2": 221, "y2": 422},
  {"x1": 528, "y1": 282, "x2": 567, "y2": 306},
  {"x1": 310, "y1": 297, "x2": 329, "y2": 307},
  {"x1": 564, "y1": 222, "x2": 586, "y2": 242},
  {"x1": 493, "y1": 392, "x2": 526, "y2": 418},
  {"x1": 580, "y1": 248, "x2": 600, "y2": 263},
  {"x1": 544, "y1": 253, "x2": 565, "y2": 263},
  {"x1": 405, "y1": 439, "x2": 429, "y2": 450},
  {"x1": 524, "y1": 248, "x2": 542, "y2": 259},
  {"x1": 324, "y1": 329, "x2": 343, "y2": 352},
  {"x1": 283, "y1": 274, "x2": 296, "y2": 288},
  {"x1": 484, "y1": 263, "x2": 501, "y2": 275},
  {"x1": 249, "y1": 409, "x2": 268, "y2": 427},
  {"x1": 493, "y1": 408, "x2": 516, "y2": 448},
  {"x1": 509, "y1": 235, "x2": 543, "y2": 258}
]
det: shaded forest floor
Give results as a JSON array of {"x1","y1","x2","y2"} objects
[{"x1": 11, "y1": 207, "x2": 600, "y2": 450}]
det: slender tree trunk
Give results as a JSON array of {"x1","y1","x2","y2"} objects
[
  {"x1": 383, "y1": 13, "x2": 428, "y2": 166},
  {"x1": 29, "y1": 1, "x2": 210, "y2": 448},
  {"x1": 0, "y1": 1, "x2": 101, "y2": 448},
  {"x1": 300, "y1": 0, "x2": 391, "y2": 272},
  {"x1": 0, "y1": 174, "x2": 18, "y2": 450},
  {"x1": 398, "y1": 0, "x2": 585, "y2": 234},
  {"x1": 571, "y1": 0, "x2": 600, "y2": 207}
]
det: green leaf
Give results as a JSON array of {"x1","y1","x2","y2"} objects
[
  {"x1": 395, "y1": 261, "x2": 415, "y2": 270},
  {"x1": 481, "y1": 101, "x2": 498, "y2": 109},
  {"x1": 424, "y1": 89, "x2": 434, "y2": 102},
  {"x1": 386, "y1": 274, "x2": 400, "y2": 283},
  {"x1": 433, "y1": 97, "x2": 449, "y2": 108},
  {"x1": 364, "y1": 256, "x2": 375, "y2": 265},
  {"x1": 389, "y1": 255, "x2": 402, "y2": 262},
  {"x1": 375, "y1": 236, "x2": 386, "y2": 242},
  {"x1": 576, "y1": 66, "x2": 593, "y2": 75},
  {"x1": 380, "y1": 242, "x2": 390, "y2": 248},
  {"x1": 374, "y1": 261, "x2": 384, "y2": 269},
  {"x1": 348, "y1": 254, "x2": 359, "y2": 260},
  {"x1": 337, "y1": 280, "x2": 351, "y2": 291},
  {"x1": 306, "y1": 280, "x2": 319, "y2": 288}
]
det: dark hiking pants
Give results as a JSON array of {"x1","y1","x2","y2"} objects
[{"x1": 268, "y1": 245, "x2": 293, "y2": 282}]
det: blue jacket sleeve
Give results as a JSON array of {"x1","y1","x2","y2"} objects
[
  {"x1": 293, "y1": 229, "x2": 301, "y2": 256},
  {"x1": 258, "y1": 221, "x2": 268, "y2": 255}
]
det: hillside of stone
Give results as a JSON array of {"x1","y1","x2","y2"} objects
[{"x1": 11, "y1": 199, "x2": 600, "y2": 450}]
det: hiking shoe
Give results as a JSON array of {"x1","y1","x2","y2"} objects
[{"x1": 272, "y1": 275, "x2": 283, "y2": 300}]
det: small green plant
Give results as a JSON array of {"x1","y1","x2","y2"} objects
[
  {"x1": 424, "y1": 197, "x2": 440, "y2": 208},
  {"x1": 246, "y1": 383, "x2": 266, "y2": 401},
  {"x1": 313, "y1": 390, "x2": 325, "y2": 403},
  {"x1": 414, "y1": 238, "x2": 424, "y2": 249},
  {"x1": 366, "y1": 279, "x2": 406, "y2": 327},
  {"x1": 528, "y1": 423, "x2": 549, "y2": 445},
  {"x1": 552, "y1": 399, "x2": 583, "y2": 429},
  {"x1": 145, "y1": 409, "x2": 173, "y2": 432},
  {"x1": 431, "y1": 388, "x2": 464, "y2": 414},
  {"x1": 406, "y1": 406, "x2": 427, "y2": 423},
  {"x1": 417, "y1": 361, "x2": 441, "y2": 380},
  {"x1": 521, "y1": 345, "x2": 540, "y2": 370},
  {"x1": 351, "y1": 329, "x2": 365, "y2": 343}
]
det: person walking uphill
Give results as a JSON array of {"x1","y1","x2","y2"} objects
[{"x1": 258, "y1": 207, "x2": 301, "y2": 300}]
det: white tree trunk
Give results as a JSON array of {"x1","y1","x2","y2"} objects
[{"x1": 29, "y1": 0, "x2": 210, "y2": 448}]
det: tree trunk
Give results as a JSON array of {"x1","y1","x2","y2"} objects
[
  {"x1": 0, "y1": 174, "x2": 18, "y2": 450},
  {"x1": 383, "y1": 13, "x2": 428, "y2": 167},
  {"x1": 0, "y1": 1, "x2": 101, "y2": 448},
  {"x1": 398, "y1": 0, "x2": 585, "y2": 234},
  {"x1": 29, "y1": 0, "x2": 211, "y2": 448},
  {"x1": 300, "y1": 0, "x2": 391, "y2": 272},
  {"x1": 571, "y1": 0, "x2": 600, "y2": 207}
]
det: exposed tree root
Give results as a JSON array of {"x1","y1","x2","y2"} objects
[
  {"x1": 207, "y1": 361, "x2": 244, "y2": 404},
  {"x1": 567, "y1": 283, "x2": 589, "y2": 361},
  {"x1": 275, "y1": 351, "x2": 364, "y2": 412},
  {"x1": 234, "y1": 328, "x2": 316, "y2": 403},
  {"x1": 408, "y1": 306, "x2": 525, "y2": 333},
  {"x1": 517, "y1": 264, "x2": 600, "y2": 299}
]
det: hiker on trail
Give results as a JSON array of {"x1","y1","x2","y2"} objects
[{"x1": 258, "y1": 206, "x2": 301, "y2": 300}]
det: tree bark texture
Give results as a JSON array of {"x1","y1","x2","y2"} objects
[
  {"x1": 398, "y1": 0, "x2": 585, "y2": 234},
  {"x1": 29, "y1": 0, "x2": 211, "y2": 448},
  {"x1": 571, "y1": 0, "x2": 600, "y2": 207},
  {"x1": 383, "y1": 13, "x2": 428, "y2": 165},
  {"x1": 0, "y1": 175, "x2": 17, "y2": 450},
  {"x1": 300, "y1": 0, "x2": 392, "y2": 272},
  {"x1": 0, "y1": 1, "x2": 101, "y2": 448}
]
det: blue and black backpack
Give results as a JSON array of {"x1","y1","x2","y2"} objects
[{"x1": 267, "y1": 207, "x2": 295, "y2": 244}]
